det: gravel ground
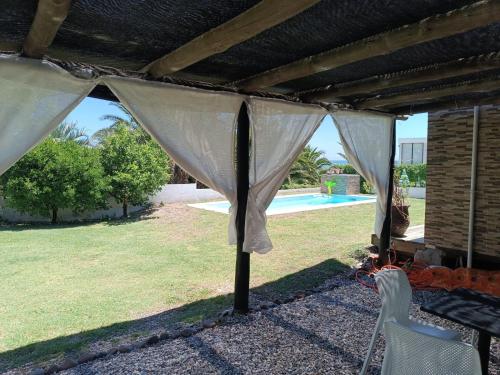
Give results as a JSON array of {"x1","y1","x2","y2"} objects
[{"x1": 60, "y1": 276, "x2": 499, "y2": 375}]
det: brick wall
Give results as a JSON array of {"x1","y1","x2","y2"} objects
[{"x1": 425, "y1": 105, "x2": 500, "y2": 260}]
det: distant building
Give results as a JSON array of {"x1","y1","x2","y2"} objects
[{"x1": 398, "y1": 137, "x2": 427, "y2": 164}]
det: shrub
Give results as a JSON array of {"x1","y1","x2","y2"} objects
[
  {"x1": 1, "y1": 139, "x2": 109, "y2": 223},
  {"x1": 395, "y1": 164, "x2": 426, "y2": 187},
  {"x1": 100, "y1": 124, "x2": 171, "y2": 217}
]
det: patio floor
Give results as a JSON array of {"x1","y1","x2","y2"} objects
[{"x1": 60, "y1": 275, "x2": 499, "y2": 375}]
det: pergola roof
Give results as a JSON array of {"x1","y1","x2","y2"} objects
[{"x1": 1, "y1": 0, "x2": 500, "y2": 114}]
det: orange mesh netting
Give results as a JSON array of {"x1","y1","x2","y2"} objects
[{"x1": 356, "y1": 251, "x2": 500, "y2": 297}]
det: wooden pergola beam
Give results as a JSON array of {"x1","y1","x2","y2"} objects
[
  {"x1": 236, "y1": 0, "x2": 500, "y2": 90},
  {"x1": 144, "y1": 0, "x2": 320, "y2": 78},
  {"x1": 392, "y1": 93, "x2": 500, "y2": 115},
  {"x1": 303, "y1": 52, "x2": 500, "y2": 101},
  {"x1": 358, "y1": 78, "x2": 500, "y2": 109},
  {"x1": 22, "y1": 0, "x2": 71, "y2": 58}
]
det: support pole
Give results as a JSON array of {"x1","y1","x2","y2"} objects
[
  {"x1": 234, "y1": 102, "x2": 250, "y2": 313},
  {"x1": 378, "y1": 119, "x2": 396, "y2": 265},
  {"x1": 467, "y1": 106, "x2": 480, "y2": 268}
]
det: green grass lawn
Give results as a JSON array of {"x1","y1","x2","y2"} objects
[{"x1": 0, "y1": 198, "x2": 425, "y2": 369}]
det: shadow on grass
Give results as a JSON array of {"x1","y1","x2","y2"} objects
[{"x1": 0, "y1": 258, "x2": 347, "y2": 371}]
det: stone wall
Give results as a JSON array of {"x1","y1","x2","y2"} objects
[
  {"x1": 320, "y1": 174, "x2": 360, "y2": 195},
  {"x1": 426, "y1": 105, "x2": 500, "y2": 260}
]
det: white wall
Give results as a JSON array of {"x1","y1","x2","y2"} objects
[
  {"x1": 0, "y1": 183, "x2": 223, "y2": 222},
  {"x1": 0, "y1": 197, "x2": 143, "y2": 223},
  {"x1": 408, "y1": 187, "x2": 426, "y2": 199},
  {"x1": 149, "y1": 183, "x2": 223, "y2": 204}
]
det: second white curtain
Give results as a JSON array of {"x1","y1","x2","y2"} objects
[
  {"x1": 331, "y1": 110, "x2": 395, "y2": 237},
  {"x1": 243, "y1": 98, "x2": 326, "y2": 253},
  {"x1": 103, "y1": 76, "x2": 243, "y2": 240}
]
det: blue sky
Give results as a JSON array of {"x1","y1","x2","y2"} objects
[{"x1": 66, "y1": 97, "x2": 428, "y2": 160}]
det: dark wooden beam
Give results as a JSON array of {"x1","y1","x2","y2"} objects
[
  {"x1": 234, "y1": 102, "x2": 251, "y2": 314},
  {"x1": 22, "y1": 0, "x2": 71, "y2": 58},
  {"x1": 391, "y1": 93, "x2": 500, "y2": 115},
  {"x1": 302, "y1": 52, "x2": 500, "y2": 101},
  {"x1": 358, "y1": 78, "x2": 500, "y2": 109},
  {"x1": 144, "y1": 0, "x2": 320, "y2": 77},
  {"x1": 236, "y1": 0, "x2": 500, "y2": 90}
]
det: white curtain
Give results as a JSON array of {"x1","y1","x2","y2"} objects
[
  {"x1": 331, "y1": 110, "x2": 395, "y2": 237},
  {"x1": 0, "y1": 55, "x2": 97, "y2": 175},
  {"x1": 103, "y1": 76, "x2": 243, "y2": 240},
  {"x1": 243, "y1": 98, "x2": 326, "y2": 253}
]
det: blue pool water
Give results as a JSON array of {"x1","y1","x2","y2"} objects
[{"x1": 190, "y1": 193, "x2": 375, "y2": 215}]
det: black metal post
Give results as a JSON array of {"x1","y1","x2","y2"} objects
[
  {"x1": 234, "y1": 102, "x2": 250, "y2": 313},
  {"x1": 378, "y1": 119, "x2": 396, "y2": 265}
]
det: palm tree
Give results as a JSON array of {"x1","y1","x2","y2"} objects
[
  {"x1": 50, "y1": 121, "x2": 90, "y2": 145},
  {"x1": 100, "y1": 102, "x2": 140, "y2": 130},
  {"x1": 287, "y1": 146, "x2": 331, "y2": 185},
  {"x1": 92, "y1": 103, "x2": 141, "y2": 145}
]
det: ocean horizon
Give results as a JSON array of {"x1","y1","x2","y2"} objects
[{"x1": 330, "y1": 159, "x2": 348, "y2": 165}]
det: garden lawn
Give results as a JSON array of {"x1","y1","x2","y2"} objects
[{"x1": 0, "y1": 198, "x2": 425, "y2": 369}]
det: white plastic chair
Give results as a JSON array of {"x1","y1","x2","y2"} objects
[
  {"x1": 360, "y1": 269, "x2": 461, "y2": 375},
  {"x1": 381, "y1": 321, "x2": 482, "y2": 375}
]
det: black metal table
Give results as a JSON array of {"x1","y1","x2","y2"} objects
[{"x1": 420, "y1": 288, "x2": 500, "y2": 375}]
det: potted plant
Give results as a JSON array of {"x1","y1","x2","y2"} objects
[{"x1": 391, "y1": 170, "x2": 410, "y2": 237}]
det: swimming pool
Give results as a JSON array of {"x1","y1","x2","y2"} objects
[{"x1": 189, "y1": 193, "x2": 376, "y2": 215}]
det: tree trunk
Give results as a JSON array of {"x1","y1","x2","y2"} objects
[
  {"x1": 172, "y1": 164, "x2": 190, "y2": 184},
  {"x1": 122, "y1": 200, "x2": 128, "y2": 218},
  {"x1": 51, "y1": 207, "x2": 58, "y2": 224}
]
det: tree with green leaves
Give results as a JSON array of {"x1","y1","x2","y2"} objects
[
  {"x1": 287, "y1": 146, "x2": 331, "y2": 186},
  {"x1": 1, "y1": 139, "x2": 109, "y2": 223},
  {"x1": 100, "y1": 124, "x2": 171, "y2": 217}
]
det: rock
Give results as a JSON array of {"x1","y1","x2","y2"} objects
[
  {"x1": 180, "y1": 327, "x2": 195, "y2": 337},
  {"x1": 29, "y1": 368, "x2": 45, "y2": 375},
  {"x1": 133, "y1": 340, "x2": 148, "y2": 349},
  {"x1": 218, "y1": 308, "x2": 233, "y2": 318},
  {"x1": 295, "y1": 292, "x2": 306, "y2": 299},
  {"x1": 59, "y1": 358, "x2": 78, "y2": 370},
  {"x1": 145, "y1": 335, "x2": 159, "y2": 345},
  {"x1": 202, "y1": 319, "x2": 216, "y2": 329},
  {"x1": 44, "y1": 364, "x2": 61, "y2": 374},
  {"x1": 77, "y1": 352, "x2": 96, "y2": 364},
  {"x1": 118, "y1": 344, "x2": 132, "y2": 353},
  {"x1": 312, "y1": 287, "x2": 322, "y2": 293},
  {"x1": 107, "y1": 347, "x2": 119, "y2": 356},
  {"x1": 260, "y1": 301, "x2": 276, "y2": 310},
  {"x1": 169, "y1": 330, "x2": 181, "y2": 339},
  {"x1": 95, "y1": 351, "x2": 107, "y2": 359},
  {"x1": 159, "y1": 332, "x2": 170, "y2": 341}
]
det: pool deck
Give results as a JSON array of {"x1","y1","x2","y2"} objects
[{"x1": 188, "y1": 193, "x2": 377, "y2": 216}]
